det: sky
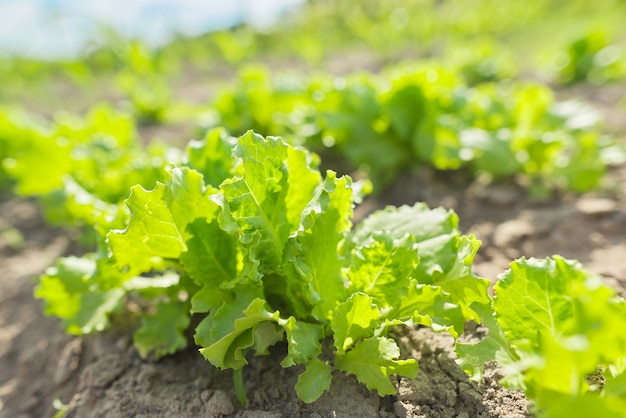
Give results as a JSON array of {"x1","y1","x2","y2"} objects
[{"x1": 0, "y1": 0, "x2": 304, "y2": 59}]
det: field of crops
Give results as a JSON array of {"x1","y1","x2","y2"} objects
[{"x1": 2, "y1": 1, "x2": 626, "y2": 417}]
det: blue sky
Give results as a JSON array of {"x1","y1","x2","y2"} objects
[{"x1": 0, "y1": 0, "x2": 303, "y2": 59}]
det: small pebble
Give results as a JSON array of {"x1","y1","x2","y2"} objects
[
  {"x1": 205, "y1": 390, "x2": 235, "y2": 416},
  {"x1": 576, "y1": 198, "x2": 617, "y2": 217},
  {"x1": 484, "y1": 184, "x2": 518, "y2": 207}
]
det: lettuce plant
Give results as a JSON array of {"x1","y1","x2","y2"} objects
[
  {"x1": 457, "y1": 256, "x2": 626, "y2": 417},
  {"x1": 36, "y1": 130, "x2": 490, "y2": 402}
]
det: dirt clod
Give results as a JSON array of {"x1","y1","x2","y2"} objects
[{"x1": 205, "y1": 390, "x2": 236, "y2": 416}]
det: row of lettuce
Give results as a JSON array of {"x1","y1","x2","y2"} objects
[
  {"x1": 3, "y1": 31, "x2": 625, "y2": 131},
  {"x1": 208, "y1": 62, "x2": 625, "y2": 194},
  {"x1": 2, "y1": 61, "x2": 624, "y2": 221},
  {"x1": 2, "y1": 104, "x2": 626, "y2": 415}
]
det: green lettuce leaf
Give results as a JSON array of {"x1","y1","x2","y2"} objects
[
  {"x1": 2, "y1": 117, "x2": 71, "y2": 195},
  {"x1": 218, "y1": 132, "x2": 292, "y2": 277},
  {"x1": 134, "y1": 298, "x2": 191, "y2": 359},
  {"x1": 285, "y1": 146, "x2": 322, "y2": 230},
  {"x1": 455, "y1": 302, "x2": 521, "y2": 385},
  {"x1": 488, "y1": 256, "x2": 626, "y2": 414},
  {"x1": 295, "y1": 358, "x2": 333, "y2": 403},
  {"x1": 278, "y1": 317, "x2": 325, "y2": 367},
  {"x1": 185, "y1": 128, "x2": 238, "y2": 187},
  {"x1": 543, "y1": 396, "x2": 626, "y2": 418},
  {"x1": 283, "y1": 171, "x2": 354, "y2": 321},
  {"x1": 335, "y1": 336, "x2": 418, "y2": 396},
  {"x1": 35, "y1": 256, "x2": 126, "y2": 335},
  {"x1": 180, "y1": 218, "x2": 240, "y2": 308},
  {"x1": 332, "y1": 293, "x2": 381, "y2": 354},
  {"x1": 396, "y1": 284, "x2": 467, "y2": 336},
  {"x1": 346, "y1": 233, "x2": 418, "y2": 309},
  {"x1": 348, "y1": 203, "x2": 489, "y2": 333},
  {"x1": 109, "y1": 167, "x2": 218, "y2": 273},
  {"x1": 196, "y1": 287, "x2": 279, "y2": 369}
]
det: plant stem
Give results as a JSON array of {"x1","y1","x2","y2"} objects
[{"x1": 234, "y1": 367, "x2": 247, "y2": 406}]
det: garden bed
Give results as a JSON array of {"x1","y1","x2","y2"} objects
[{"x1": 1, "y1": 153, "x2": 624, "y2": 417}]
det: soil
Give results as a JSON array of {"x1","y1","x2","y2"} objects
[{"x1": 1, "y1": 79, "x2": 625, "y2": 418}]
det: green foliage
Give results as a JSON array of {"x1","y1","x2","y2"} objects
[
  {"x1": 1, "y1": 1, "x2": 624, "y2": 410},
  {"x1": 35, "y1": 131, "x2": 492, "y2": 402},
  {"x1": 0, "y1": 105, "x2": 175, "y2": 234},
  {"x1": 335, "y1": 336, "x2": 419, "y2": 396},
  {"x1": 207, "y1": 63, "x2": 621, "y2": 192},
  {"x1": 2, "y1": 0, "x2": 625, "y2": 119},
  {"x1": 295, "y1": 358, "x2": 333, "y2": 403},
  {"x1": 134, "y1": 298, "x2": 191, "y2": 359},
  {"x1": 552, "y1": 30, "x2": 626, "y2": 85},
  {"x1": 457, "y1": 256, "x2": 626, "y2": 417},
  {"x1": 116, "y1": 42, "x2": 173, "y2": 124},
  {"x1": 246, "y1": 0, "x2": 626, "y2": 71},
  {"x1": 29, "y1": 127, "x2": 626, "y2": 409},
  {"x1": 35, "y1": 256, "x2": 126, "y2": 335},
  {"x1": 108, "y1": 167, "x2": 218, "y2": 273}
]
